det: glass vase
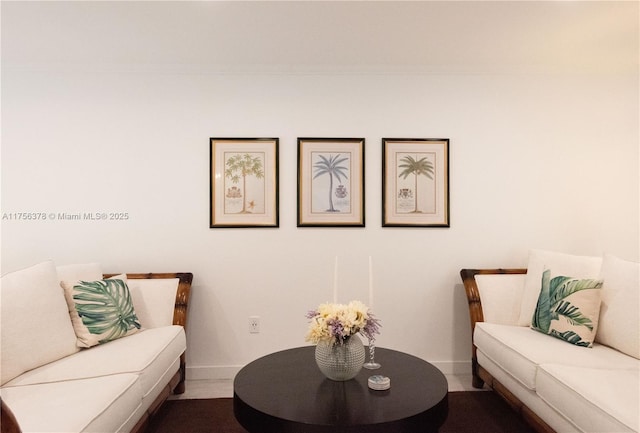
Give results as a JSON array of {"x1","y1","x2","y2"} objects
[{"x1": 314, "y1": 334, "x2": 365, "y2": 381}]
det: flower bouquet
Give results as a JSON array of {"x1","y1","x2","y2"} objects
[
  {"x1": 305, "y1": 300, "x2": 380, "y2": 345},
  {"x1": 305, "y1": 301, "x2": 381, "y2": 381}
]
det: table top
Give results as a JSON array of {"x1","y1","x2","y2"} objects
[{"x1": 233, "y1": 346, "x2": 448, "y2": 433}]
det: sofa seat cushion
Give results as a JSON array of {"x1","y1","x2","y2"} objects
[
  {"x1": 1, "y1": 373, "x2": 142, "y2": 433},
  {"x1": 537, "y1": 364, "x2": 639, "y2": 433},
  {"x1": 5, "y1": 325, "x2": 185, "y2": 399},
  {"x1": 475, "y1": 351, "x2": 582, "y2": 433},
  {"x1": 474, "y1": 322, "x2": 639, "y2": 390}
]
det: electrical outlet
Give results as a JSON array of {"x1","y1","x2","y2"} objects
[{"x1": 249, "y1": 316, "x2": 260, "y2": 334}]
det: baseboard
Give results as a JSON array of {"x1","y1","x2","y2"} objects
[
  {"x1": 431, "y1": 360, "x2": 472, "y2": 375},
  {"x1": 187, "y1": 365, "x2": 243, "y2": 380},
  {"x1": 186, "y1": 360, "x2": 471, "y2": 381}
]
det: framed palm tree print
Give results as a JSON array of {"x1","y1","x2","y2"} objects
[
  {"x1": 210, "y1": 137, "x2": 279, "y2": 228},
  {"x1": 297, "y1": 137, "x2": 365, "y2": 227},
  {"x1": 382, "y1": 138, "x2": 449, "y2": 227}
]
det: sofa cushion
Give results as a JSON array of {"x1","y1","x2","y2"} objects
[
  {"x1": 518, "y1": 249, "x2": 602, "y2": 327},
  {"x1": 474, "y1": 322, "x2": 639, "y2": 390},
  {"x1": 0, "y1": 260, "x2": 79, "y2": 385},
  {"x1": 475, "y1": 351, "x2": 583, "y2": 433},
  {"x1": 596, "y1": 253, "x2": 640, "y2": 359},
  {"x1": 475, "y1": 273, "x2": 526, "y2": 325},
  {"x1": 1, "y1": 373, "x2": 142, "y2": 433},
  {"x1": 531, "y1": 269, "x2": 602, "y2": 347},
  {"x1": 128, "y1": 278, "x2": 180, "y2": 328},
  {"x1": 61, "y1": 276, "x2": 142, "y2": 348},
  {"x1": 5, "y1": 326, "x2": 185, "y2": 400},
  {"x1": 537, "y1": 363, "x2": 639, "y2": 433}
]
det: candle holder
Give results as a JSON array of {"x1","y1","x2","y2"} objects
[{"x1": 363, "y1": 337, "x2": 381, "y2": 369}]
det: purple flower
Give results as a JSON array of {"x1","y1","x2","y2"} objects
[
  {"x1": 327, "y1": 318, "x2": 345, "y2": 339},
  {"x1": 361, "y1": 313, "x2": 381, "y2": 340}
]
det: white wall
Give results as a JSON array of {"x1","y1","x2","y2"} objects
[{"x1": 2, "y1": 2, "x2": 638, "y2": 379}]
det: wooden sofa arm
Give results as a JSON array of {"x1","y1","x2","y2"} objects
[
  {"x1": 460, "y1": 268, "x2": 527, "y2": 388},
  {"x1": 1, "y1": 398, "x2": 21, "y2": 433}
]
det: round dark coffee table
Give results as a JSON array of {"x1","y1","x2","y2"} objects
[{"x1": 233, "y1": 346, "x2": 448, "y2": 433}]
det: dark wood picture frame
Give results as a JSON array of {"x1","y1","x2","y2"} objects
[
  {"x1": 210, "y1": 137, "x2": 279, "y2": 228},
  {"x1": 297, "y1": 137, "x2": 365, "y2": 227},
  {"x1": 382, "y1": 138, "x2": 450, "y2": 227}
]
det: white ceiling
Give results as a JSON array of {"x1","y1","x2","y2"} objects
[{"x1": 2, "y1": 1, "x2": 638, "y2": 74}]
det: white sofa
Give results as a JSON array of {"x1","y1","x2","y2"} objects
[
  {"x1": 0, "y1": 261, "x2": 193, "y2": 433},
  {"x1": 461, "y1": 250, "x2": 639, "y2": 433}
]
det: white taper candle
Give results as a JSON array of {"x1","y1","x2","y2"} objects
[
  {"x1": 368, "y1": 255, "x2": 373, "y2": 309},
  {"x1": 333, "y1": 256, "x2": 338, "y2": 303}
]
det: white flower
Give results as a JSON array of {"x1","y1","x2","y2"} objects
[{"x1": 305, "y1": 300, "x2": 379, "y2": 345}]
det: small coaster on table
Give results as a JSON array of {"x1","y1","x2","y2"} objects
[{"x1": 368, "y1": 375, "x2": 390, "y2": 391}]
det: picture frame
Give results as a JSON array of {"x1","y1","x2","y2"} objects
[
  {"x1": 297, "y1": 137, "x2": 365, "y2": 227},
  {"x1": 210, "y1": 137, "x2": 279, "y2": 228},
  {"x1": 382, "y1": 138, "x2": 450, "y2": 227}
]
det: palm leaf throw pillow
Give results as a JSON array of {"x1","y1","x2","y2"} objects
[
  {"x1": 531, "y1": 269, "x2": 603, "y2": 347},
  {"x1": 62, "y1": 276, "x2": 141, "y2": 348}
]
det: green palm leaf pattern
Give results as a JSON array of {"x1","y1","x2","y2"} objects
[
  {"x1": 73, "y1": 279, "x2": 141, "y2": 344},
  {"x1": 532, "y1": 269, "x2": 553, "y2": 332},
  {"x1": 531, "y1": 269, "x2": 602, "y2": 346},
  {"x1": 550, "y1": 330, "x2": 591, "y2": 347},
  {"x1": 553, "y1": 301, "x2": 595, "y2": 330}
]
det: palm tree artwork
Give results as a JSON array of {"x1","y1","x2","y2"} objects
[
  {"x1": 397, "y1": 154, "x2": 435, "y2": 213},
  {"x1": 313, "y1": 153, "x2": 349, "y2": 212},
  {"x1": 224, "y1": 153, "x2": 265, "y2": 214},
  {"x1": 531, "y1": 269, "x2": 603, "y2": 347}
]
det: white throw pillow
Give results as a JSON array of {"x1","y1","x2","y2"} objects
[
  {"x1": 596, "y1": 254, "x2": 640, "y2": 359},
  {"x1": 475, "y1": 274, "x2": 526, "y2": 325},
  {"x1": 127, "y1": 278, "x2": 180, "y2": 328},
  {"x1": 0, "y1": 261, "x2": 79, "y2": 385},
  {"x1": 61, "y1": 275, "x2": 142, "y2": 348},
  {"x1": 531, "y1": 269, "x2": 603, "y2": 347},
  {"x1": 518, "y1": 249, "x2": 602, "y2": 326}
]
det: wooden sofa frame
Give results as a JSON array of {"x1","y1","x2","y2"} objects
[
  {"x1": 460, "y1": 268, "x2": 556, "y2": 433},
  {"x1": 1, "y1": 272, "x2": 193, "y2": 433}
]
